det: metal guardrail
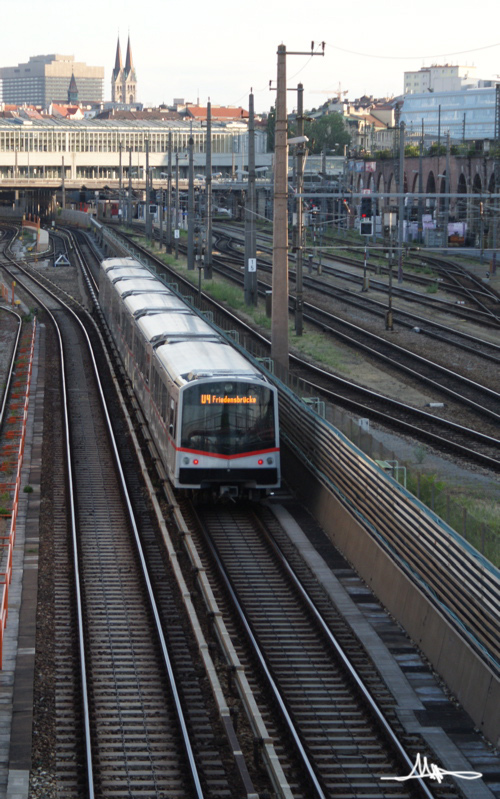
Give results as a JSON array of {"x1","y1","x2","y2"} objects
[
  {"x1": 0, "y1": 318, "x2": 36, "y2": 668},
  {"x1": 277, "y1": 382, "x2": 500, "y2": 675}
]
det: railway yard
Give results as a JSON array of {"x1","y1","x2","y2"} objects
[{"x1": 0, "y1": 219, "x2": 499, "y2": 799}]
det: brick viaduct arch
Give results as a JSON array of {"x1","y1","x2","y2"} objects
[{"x1": 346, "y1": 154, "x2": 498, "y2": 244}]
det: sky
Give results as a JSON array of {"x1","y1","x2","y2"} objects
[{"x1": 2, "y1": 0, "x2": 499, "y2": 115}]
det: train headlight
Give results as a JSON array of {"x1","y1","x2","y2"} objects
[
  {"x1": 183, "y1": 456, "x2": 190, "y2": 465},
  {"x1": 267, "y1": 457, "x2": 274, "y2": 465}
]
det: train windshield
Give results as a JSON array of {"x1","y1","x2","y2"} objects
[{"x1": 181, "y1": 381, "x2": 276, "y2": 456}]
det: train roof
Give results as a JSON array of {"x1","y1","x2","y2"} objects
[
  {"x1": 114, "y1": 278, "x2": 171, "y2": 298},
  {"x1": 101, "y1": 257, "x2": 142, "y2": 272},
  {"x1": 137, "y1": 312, "x2": 220, "y2": 346},
  {"x1": 104, "y1": 266, "x2": 158, "y2": 284},
  {"x1": 123, "y1": 292, "x2": 187, "y2": 318},
  {"x1": 155, "y1": 338, "x2": 265, "y2": 385}
]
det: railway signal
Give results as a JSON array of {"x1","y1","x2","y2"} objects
[
  {"x1": 361, "y1": 197, "x2": 372, "y2": 218},
  {"x1": 360, "y1": 195, "x2": 373, "y2": 236}
]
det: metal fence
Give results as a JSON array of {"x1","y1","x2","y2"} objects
[{"x1": 281, "y1": 363, "x2": 500, "y2": 567}]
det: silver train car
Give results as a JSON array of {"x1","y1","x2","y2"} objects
[{"x1": 99, "y1": 257, "x2": 280, "y2": 498}]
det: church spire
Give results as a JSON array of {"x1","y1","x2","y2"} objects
[
  {"x1": 112, "y1": 34, "x2": 136, "y2": 105},
  {"x1": 113, "y1": 36, "x2": 123, "y2": 79},
  {"x1": 68, "y1": 71, "x2": 78, "y2": 104},
  {"x1": 125, "y1": 35, "x2": 134, "y2": 74}
]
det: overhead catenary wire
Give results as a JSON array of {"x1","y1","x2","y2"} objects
[{"x1": 324, "y1": 39, "x2": 500, "y2": 60}]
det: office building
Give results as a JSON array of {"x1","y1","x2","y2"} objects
[{"x1": 0, "y1": 54, "x2": 104, "y2": 107}]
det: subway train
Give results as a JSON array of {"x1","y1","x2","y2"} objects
[{"x1": 99, "y1": 257, "x2": 280, "y2": 499}]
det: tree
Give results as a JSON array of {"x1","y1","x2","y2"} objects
[
  {"x1": 405, "y1": 144, "x2": 420, "y2": 158},
  {"x1": 266, "y1": 105, "x2": 276, "y2": 151},
  {"x1": 303, "y1": 113, "x2": 350, "y2": 155},
  {"x1": 428, "y1": 143, "x2": 447, "y2": 156}
]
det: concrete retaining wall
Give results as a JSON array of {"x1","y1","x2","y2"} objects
[
  {"x1": 283, "y1": 442, "x2": 500, "y2": 747},
  {"x1": 58, "y1": 209, "x2": 91, "y2": 228},
  {"x1": 0, "y1": 208, "x2": 24, "y2": 220}
]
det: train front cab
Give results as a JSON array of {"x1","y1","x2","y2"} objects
[{"x1": 176, "y1": 378, "x2": 280, "y2": 499}]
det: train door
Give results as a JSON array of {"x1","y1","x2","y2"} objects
[{"x1": 168, "y1": 397, "x2": 177, "y2": 480}]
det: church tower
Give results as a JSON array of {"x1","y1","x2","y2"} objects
[
  {"x1": 111, "y1": 35, "x2": 136, "y2": 104},
  {"x1": 68, "y1": 71, "x2": 78, "y2": 104},
  {"x1": 124, "y1": 36, "x2": 137, "y2": 105}
]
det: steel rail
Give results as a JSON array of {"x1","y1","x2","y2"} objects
[
  {"x1": 2, "y1": 249, "x2": 206, "y2": 799},
  {"x1": 199, "y1": 513, "x2": 328, "y2": 799},
  {"x1": 296, "y1": 281, "x2": 500, "y2": 362},
  {"x1": 301, "y1": 305, "x2": 500, "y2": 423},
  {"x1": 0, "y1": 307, "x2": 22, "y2": 430},
  {"x1": 278, "y1": 387, "x2": 500, "y2": 673},
  {"x1": 254, "y1": 513, "x2": 437, "y2": 799},
  {"x1": 214, "y1": 222, "x2": 500, "y2": 323},
  {"x1": 93, "y1": 225, "x2": 500, "y2": 465},
  {"x1": 292, "y1": 366, "x2": 500, "y2": 470}
]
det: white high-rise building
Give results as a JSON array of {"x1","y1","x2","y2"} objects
[
  {"x1": 404, "y1": 64, "x2": 478, "y2": 95},
  {"x1": 0, "y1": 54, "x2": 104, "y2": 107}
]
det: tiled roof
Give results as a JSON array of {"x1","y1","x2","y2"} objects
[
  {"x1": 95, "y1": 109, "x2": 183, "y2": 121},
  {"x1": 186, "y1": 106, "x2": 248, "y2": 120}
]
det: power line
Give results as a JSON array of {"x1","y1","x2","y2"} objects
[{"x1": 324, "y1": 39, "x2": 500, "y2": 61}]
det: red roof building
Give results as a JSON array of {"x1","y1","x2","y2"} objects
[{"x1": 185, "y1": 105, "x2": 249, "y2": 122}]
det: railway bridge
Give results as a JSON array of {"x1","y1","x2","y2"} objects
[{"x1": 346, "y1": 153, "x2": 499, "y2": 244}]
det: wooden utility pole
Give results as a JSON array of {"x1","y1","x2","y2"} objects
[
  {"x1": 271, "y1": 43, "x2": 324, "y2": 373},
  {"x1": 118, "y1": 141, "x2": 123, "y2": 221},
  {"x1": 187, "y1": 137, "x2": 195, "y2": 270},
  {"x1": 295, "y1": 83, "x2": 305, "y2": 335},
  {"x1": 204, "y1": 101, "x2": 213, "y2": 278},
  {"x1": 128, "y1": 148, "x2": 132, "y2": 225},
  {"x1": 145, "y1": 138, "x2": 151, "y2": 241},
  {"x1": 244, "y1": 91, "x2": 257, "y2": 306},
  {"x1": 271, "y1": 44, "x2": 290, "y2": 372},
  {"x1": 175, "y1": 152, "x2": 180, "y2": 260},
  {"x1": 167, "y1": 131, "x2": 172, "y2": 252}
]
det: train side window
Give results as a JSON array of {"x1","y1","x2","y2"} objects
[
  {"x1": 137, "y1": 339, "x2": 146, "y2": 377},
  {"x1": 124, "y1": 315, "x2": 132, "y2": 347},
  {"x1": 169, "y1": 399, "x2": 176, "y2": 438},
  {"x1": 112, "y1": 296, "x2": 120, "y2": 328},
  {"x1": 151, "y1": 367, "x2": 159, "y2": 407},
  {"x1": 161, "y1": 383, "x2": 168, "y2": 422}
]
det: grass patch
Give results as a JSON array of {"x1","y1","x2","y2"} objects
[
  {"x1": 208, "y1": 281, "x2": 249, "y2": 309},
  {"x1": 156, "y1": 251, "x2": 183, "y2": 269},
  {"x1": 407, "y1": 472, "x2": 500, "y2": 566},
  {"x1": 291, "y1": 329, "x2": 351, "y2": 373},
  {"x1": 405, "y1": 263, "x2": 440, "y2": 278}
]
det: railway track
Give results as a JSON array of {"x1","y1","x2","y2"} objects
[
  {"x1": 288, "y1": 355, "x2": 500, "y2": 469},
  {"x1": 0, "y1": 306, "x2": 22, "y2": 429},
  {"x1": 214, "y1": 223, "x2": 500, "y2": 326},
  {"x1": 3, "y1": 224, "x2": 498, "y2": 797},
  {"x1": 294, "y1": 282, "x2": 500, "y2": 364},
  {"x1": 102, "y1": 225, "x2": 500, "y2": 471},
  {"x1": 299, "y1": 304, "x2": 500, "y2": 424},
  {"x1": 189, "y1": 501, "x2": 460, "y2": 799},
  {"x1": 0, "y1": 249, "x2": 237, "y2": 797},
  {"x1": 208, "y1": 237, "x2": 500, "y2": 397}
]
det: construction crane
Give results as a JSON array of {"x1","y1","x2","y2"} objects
[{"x1": 311, "y1": 83, "x2": 349, "y2": 101}]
